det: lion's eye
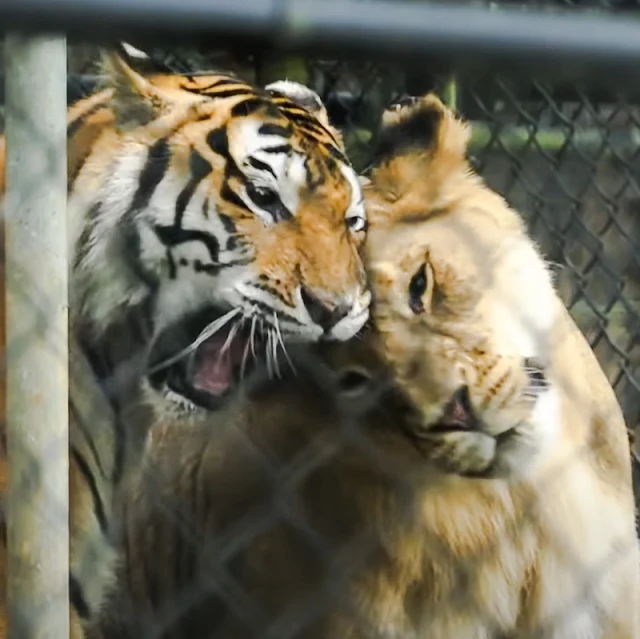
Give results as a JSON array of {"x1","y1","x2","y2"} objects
[{"x1": 408, "y1": 262, "x2": 428, "y2": 314}]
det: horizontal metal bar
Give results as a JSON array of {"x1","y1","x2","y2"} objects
[{"x1": 2, "y1": 0, "x2": 640, "y2": 86}]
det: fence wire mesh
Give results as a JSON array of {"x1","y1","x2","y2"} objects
[{"x1": 2, "y1": 1, "x2": 640, "y2": 637}]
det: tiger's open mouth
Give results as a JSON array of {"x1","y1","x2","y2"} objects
[{"x1": 147, "y1": 307, "x2": 272, "y2": 410}]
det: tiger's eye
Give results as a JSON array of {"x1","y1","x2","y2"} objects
[
  {"x1": 408, "y1": 262, "x2": 428, "y2": 314},
  {"x1": 249, "y1": 185, "x2": 279, "y2": 208}
]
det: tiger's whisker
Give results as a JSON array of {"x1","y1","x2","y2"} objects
[
  {"x1": 219, "y1": 319, "x2": 241, "y2": 357},
  {"x1": 148, "y1": 307, "x2": 241, "y2": 373},
  {"x1": 250, "y1": 315, "x2": 258, "y2": 360},
  {"x1": 273, "y1": 313, "x2": 296, "y2": 375},
  {"x1": 265, "y1": 330, "x2": 273, "y2": 379},
  {"x1": 271, "y1": 328, "x2": 281, "y2": 379},
  {"x1": 239, "y1": 313, "x2": 252, "y2": 382}
]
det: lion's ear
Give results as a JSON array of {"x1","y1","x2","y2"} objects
[
  {"x1": 373, "y1": 93, "x2": 470, "y2": 166},
  {"x1": 367, "y1": 94, "x2": 471, "y2": 207}
]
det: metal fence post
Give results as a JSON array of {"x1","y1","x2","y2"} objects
[{"x1": 4, "y1": 34, "x2": 69, "y2": 639}]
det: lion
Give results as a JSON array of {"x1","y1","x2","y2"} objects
[{"x1": 354, "y1": 92, "x2": 640, "y2": 637}]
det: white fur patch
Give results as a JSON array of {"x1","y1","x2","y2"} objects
[
  {"x1": 530, "y1": 385, "x2": 560, "y2": 458},
  {"x1": 232, "y1": 118, "x2": 304, "y2": 222},
  {"x1": 341, "y1": 163, "x2": 367, "y2": 231},
  {"x1": 489, "y1": 236, "x2": 556, "y2": 362},
  {"x1": 265, "y1": 80, "x2": 324, "y2": 114}
]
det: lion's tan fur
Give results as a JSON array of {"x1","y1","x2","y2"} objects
[{"x1": 356, "y1": 93, "x2": 640, "y2": 637}]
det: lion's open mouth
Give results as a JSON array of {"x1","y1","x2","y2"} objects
[
  {"x1": 147, "y1": 307, "x2": 269, "y2": 409},
  {"x1": 428, "y1": 384, "x2": 480, "y2": 434}
]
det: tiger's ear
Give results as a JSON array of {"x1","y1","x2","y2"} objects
[
  {"x1": 265, "y1": 80, "x2": 331, "y2": 128},
  {"x1": 373, "y1": 93, "x2": 470, "y2": 167},
  {"x1": 101, "y1": 46, "x2": 171, "y2": 129}
]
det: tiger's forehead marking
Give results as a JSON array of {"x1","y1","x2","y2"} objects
[{"x1": 226, "y1": 117, "x2": 359, "y2": 219}]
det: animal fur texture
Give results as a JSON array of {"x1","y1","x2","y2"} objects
[
  {"x1": 89, "y1": 93, "x2": 639, "y2": 639},
  {"x1": 0, "y1": 44, "x2": 370, "y2": 638}
]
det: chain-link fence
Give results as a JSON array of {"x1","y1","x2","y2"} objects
[
  {"x1": 31, "y1": 36, "x2": 638, "y2": 441},
  {"x1": 2, "y1": 1, "x2": 640, "y2": 637}
]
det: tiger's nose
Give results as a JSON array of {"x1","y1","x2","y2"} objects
[{"x1": 301, "y1": 287, "x2": 350, "y2": 332}]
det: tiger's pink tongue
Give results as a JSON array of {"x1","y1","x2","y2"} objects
[{"x1": 192, "y1": 334, "x2": 244, "y2": 396}]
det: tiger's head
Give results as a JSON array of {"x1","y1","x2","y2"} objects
[
  {"x1": 360, "y1": 94, "x2": 559, "y2": 478},
  {"x1": 69, "y1": 46, "x2": 369, "y2": 411}
]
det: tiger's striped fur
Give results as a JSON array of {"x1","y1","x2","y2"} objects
[
  {"x1": 67, "y1": 49, "x2": 369, "y2": 416},
  {"x1": 0, "y1": 46, "x2": 369, "y2": 637}
]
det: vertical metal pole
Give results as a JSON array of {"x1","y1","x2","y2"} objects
[
  {"x1": 441, "y1": 75, "x2": 459, "y2": 111},
  {"x1": 4, "y1": 34, "x2": 68, "y2": 639}
]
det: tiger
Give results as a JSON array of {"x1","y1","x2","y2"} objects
[
  {"x1": 351, "y1": 92, "x2": 640, "y2": 637},
  {"x1": 0, "y1": 44, "x2": 370, "y2": 638},
  {"x1": 66, "y1": 45, "x2": 369, "y2": 417}
]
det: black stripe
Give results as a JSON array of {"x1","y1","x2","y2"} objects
[
  {"x1": 129, "y1": 138, "x2": 171, "y2": 213},
  {"x1": 164, "y1": 148, "x2": 215, "y2": 278},
  {"x1": 71, "y1": 448, "x2": 109, "y2": 534},
  {"x1": 254, "y1": 297, "x2": 298, "y2": 319},
  {"x1": 304, "y1": 157, "x2": 326, "y2": 190},
  {"x1": 254, "y1": 282, "x2": 290, "y2": 306},
  {"x1": 278, "y1": 107, "x2": 317, "y2": 124},
  {"x1": 180, "y1": 77, "x2": 246, "y2": 92},
  {"x1": 205, "y1": 88, "x2": 254, "y2": 100},
  {"x1": 70, "y1": 574, "x2": 91, "y2": 619},
  {"x1": 221, "y1": 156, "x2": 251, "y2": 212},
  {"x1": 276, "y1": 105, "x2": 342, "y2": 148},
  {"x1": 182, "y1": 87, "x2": 253, "y2": 101},
  {"x1": 154, "y1": 225, "x2": 220, "y2": 268},
  {"x1": 258, "y1": 123, "x2": 293, "y2": 137},
  {"x1": 324, "y1": 156, "x2": 338, "y2": 176},
  {"x1": 326, "y1": 143, "x2": 349, "y2": 165},
  {"x1": 297, "y1": 122, "x2": 330, "y2": 139},
  {"x1": 220, "y1": 182, "x2": 249, "y2": 212},
  {"x1": 231, "y1": 97, "x2": 267, "y2": 118},
  {"x1": 218, "y1": 213, "x2": 237, "y2": 235},
  {"x1": 271, "y1": 96, "x2": 304, "y2": 111},
  {"x1": 121, "y1": 215, "x2": 160, "y2": 291},
  {"x1": 261, "y1": 144, "x2": 291, "y2": 155},
  {"x1": 219, "y1": 213, "x2": 239, "y2": 251},
  {"x1": 67, "y1": 101, "x2": 107, "y2": 139},
  {"x1": 174, "y1": 148, "x2": 212, "y2": 228},
  {"x1": 247, "y1": 157, "x2": 276, "y2": 178},
  {"x1": 206, "y1": 126, "x2": 229, "y2": 158}
]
